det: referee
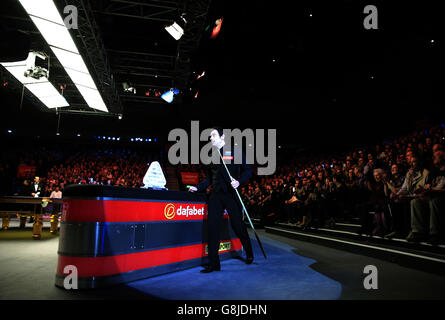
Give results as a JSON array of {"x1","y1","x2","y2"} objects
[{"x1": 189, "y1": 127, "x2": 254, "y2": 273}]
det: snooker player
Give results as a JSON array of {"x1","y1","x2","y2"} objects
[{"x1": 189, "y1": 127, "x2": 254, "y2": 273}]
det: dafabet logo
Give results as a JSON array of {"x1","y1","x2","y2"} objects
[
  {"x1": 164, "y1": 203, "x2": 175, "y2": 219},
  {"x1": 163, "y1": 203, "x2": 206, "y2": 219}
]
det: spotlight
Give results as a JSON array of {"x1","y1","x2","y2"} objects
[
  {"x1": 210, "y1": 18, "x2": 223, "y2": 39},
  {"x1": 161, "y1": 88, "x2": 179, "y2": 103},
  {"x1": 122, "y1": 82, "x2": 136, "y2": 94},
  {"x1": 2, "y1": 81, "x2": 8, "y2": 87},
  {"x1": 131, "y1": 138, "x2": 134, "y2": 142},
  {"x1": 118, "y1": 114, "x2": 123, "y2": 120},
  {"x1": 7, "y1": 130, "x2": 12, "y2": 133},
  {"x1": 165, "y1": 22, "x2": 184, "y2": 40},
  {"x1": 77, "y1": 133, "x2": 80, "y2": 137},
  {"x1": 196, "y1": 71, "x2": 205, "y2": 80},
  {"x1": 24, "y1": 51, "x2": 49, "y2": 80},
  {"x1": 145, "y1": 90, "x2": 150, "y2": 96}
]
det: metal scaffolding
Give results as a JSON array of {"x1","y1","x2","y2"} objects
[
  {"x1": 96, "y1": 0, "x2": 180, "y2": 22},
  {"x1": 2, "y1": 0, "x2": 212, "y2": 114},
  {"x1": 173, "y1": 0, "x2": 211, "y2": 91},
  {"x1": 58, "y1": 0, "x2": 124, "y2": 114}
]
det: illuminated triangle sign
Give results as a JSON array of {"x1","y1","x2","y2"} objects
[{"x1": 143, "y1": 161, "x2": 166, "y2": 189}]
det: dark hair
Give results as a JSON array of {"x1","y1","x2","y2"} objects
[{"x1": 211, "y1": 126, "x2": 224, "y2": 137}]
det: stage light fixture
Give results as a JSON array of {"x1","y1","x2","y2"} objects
[
  {"x1": 21, "y1": 51, "x2": 49, "y2": 81},
  {"x1": 1, "y1": 53, "x2": 69, "y2": 109},
  {"x1": 123, "y1": 82, "x2": 136, "y2": 94},
  {"x1": 118, "y1": 114, "x2": 123, "y2": 120},
  {"x1": 196, "y1": 71, "x2": 205, "y2": 80},
  {"x1": 210, "y1": 18, "x2": 223, "y2": 39},
  {"x1": 8, "y1": 130, "x2": 12, "y2": 133},
  {"x1": 165, "y1": 22, "x2": 184, "y2": 40},
  {"x1": 17, "y1": 0, "x2": 108, "y2": 112},
  {"x1": 161, "y1": 90, "x2": 173, "y2": 103},
  {"x1": 161, "y1": 88, "x2": 179, "y2": 103}
]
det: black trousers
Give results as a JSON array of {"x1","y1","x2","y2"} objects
[{"x1": 207, "y1": 190, "x2": 253, "y2": 267}]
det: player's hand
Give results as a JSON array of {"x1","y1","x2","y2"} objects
[
  {"x1": 188, "y1": 186, "x2": 197, "y2": 192},
  {"x1": 231, "y1": 179, "x2": 240, "y2": 189}
]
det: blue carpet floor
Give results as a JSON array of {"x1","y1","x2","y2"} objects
[{"x1": 126, "y1": 233, "x2": 342, "y2": 300}]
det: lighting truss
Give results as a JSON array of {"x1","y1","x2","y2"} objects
[
  {"x1": 18, "y1": 0, "x2": 109, "y2": 112},
  {"x1": 1, "y1": 55, "x2": 69, "y2": 109}
]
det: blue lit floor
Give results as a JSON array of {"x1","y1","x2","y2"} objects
[{"x1": 126, "y1": 233, "x2": 343, "y2": 300}]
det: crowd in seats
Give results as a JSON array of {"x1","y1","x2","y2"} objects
[
  {"x1": 0, "y1": 143, "x2": 162, "y2": 198},
  {"x1": 1, "y1": 125, "x2": 445, "y2": 244},
  {"x1": 240, "y1": 125, "x2": 445, "y2": 244}
]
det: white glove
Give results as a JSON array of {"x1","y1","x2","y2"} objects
[{"x1": 189, "y1": 186, "x2": 198, "y2": 192}]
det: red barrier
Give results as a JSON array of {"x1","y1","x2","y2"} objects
[{"x1": 55, "y1": 185, "x2": 241, "y2": 289}]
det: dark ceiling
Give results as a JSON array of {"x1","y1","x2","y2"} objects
[{"x1": 0, "y1": 0, "x2": 444, "y2": 149}]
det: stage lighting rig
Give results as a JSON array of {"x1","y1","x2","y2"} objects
[
  {"x1": 24, "y1": 51, "x2": 49, "y2": 80},
  {"x1": 210, "y1": 18, "x2": 223, "y2": 39},
  {"x1": 165, "y1": 13, "x2": 187, "y2": 40},
  {"x1": 161, "y1": 88, "x2": 179, "y2": 103},
  {"x1": 122, "y1": 82, "x2": 136, "y2": 94}
]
